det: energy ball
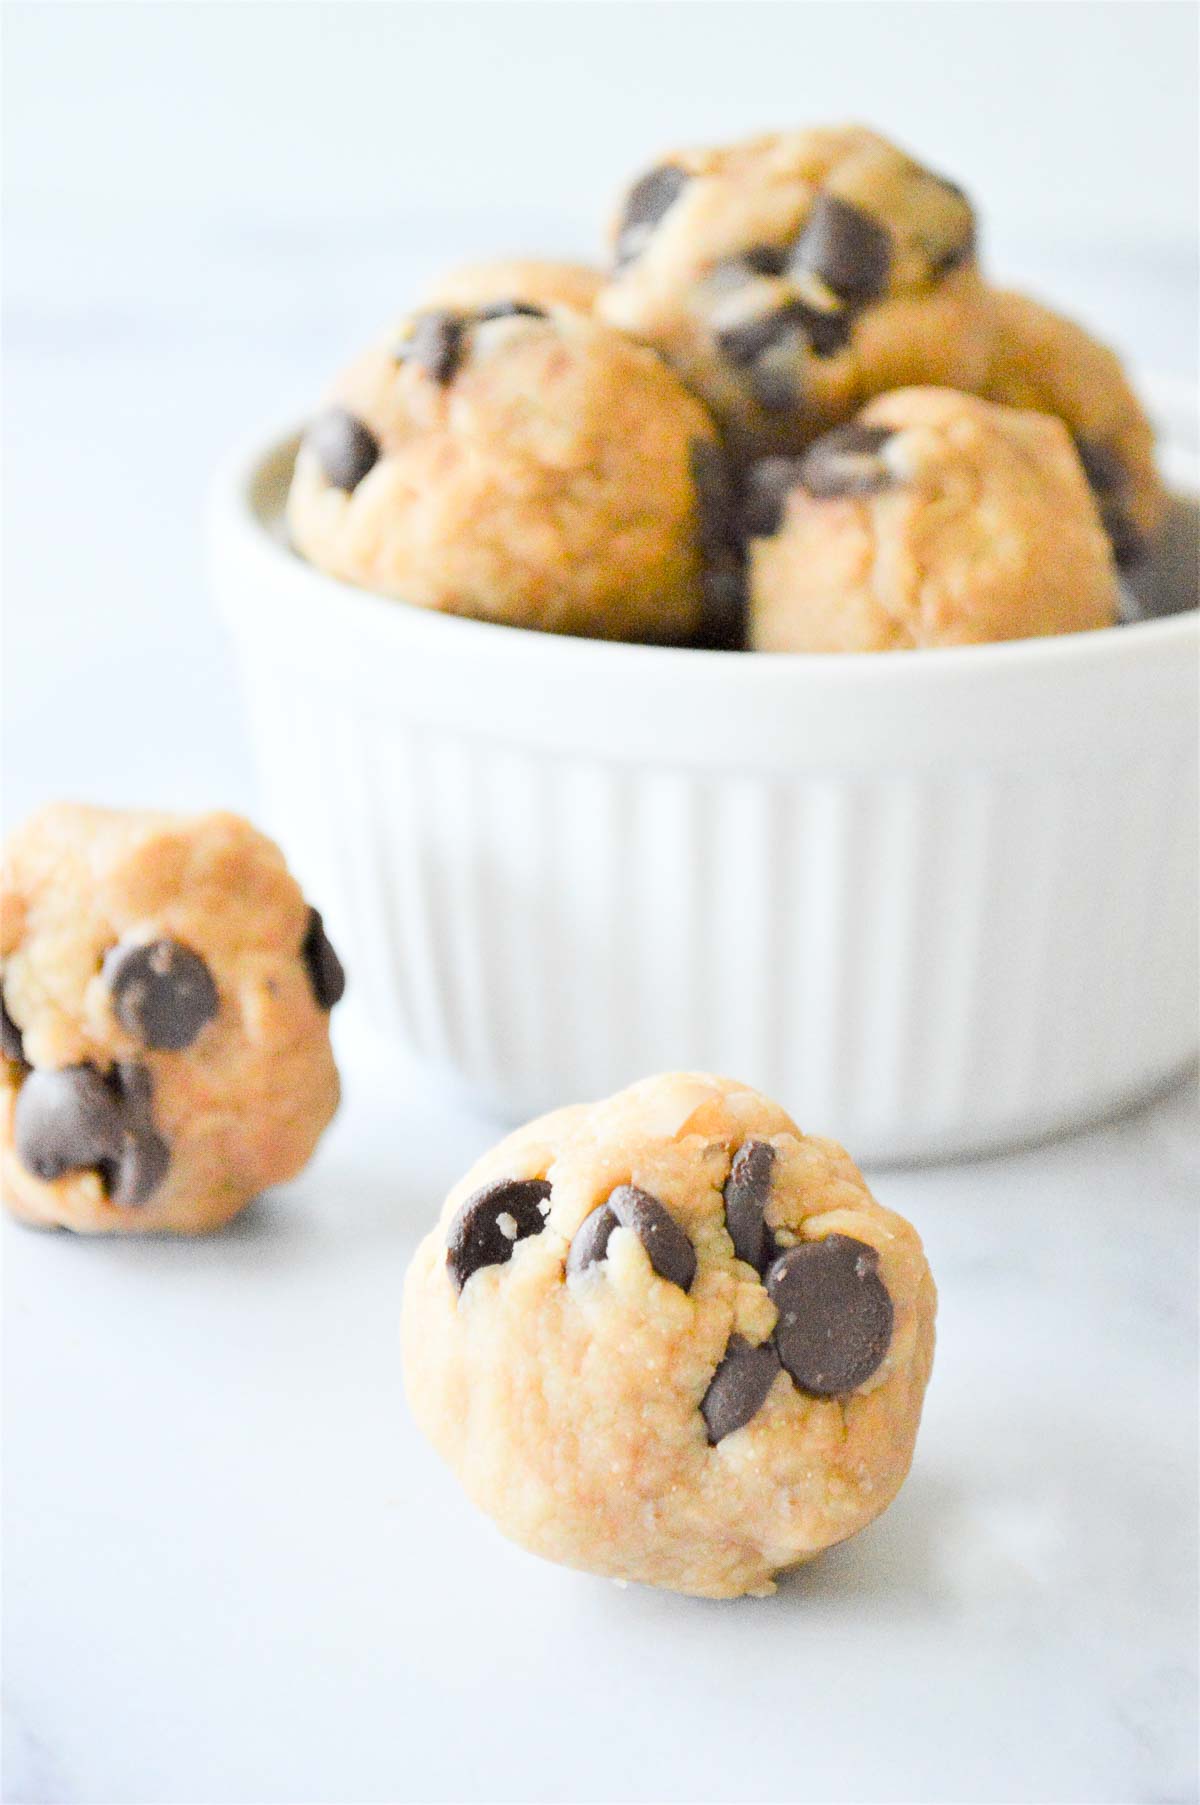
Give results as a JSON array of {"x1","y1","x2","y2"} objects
[
  {"x1": 1, "y1": 805, "x2": 343, "y2": 1235},
  {"x1": 981, "y1": 288, "x2": 1167, "y2": 568},
  {"x1": 287, "y1": 303, "x2": 727, "y2": 643},
  {"x1": 402, "y1": 1072, "x2": 936, "y2": 1599},
  {"x1": 597, "y1": 125, "x2": 995, "y2": 458},
  {"x1": 420, "y1": 257, "x2": 602, "y2": 316},
  {"x1": 746, "y1": 387, "x2": 1119, "y2": 652}
]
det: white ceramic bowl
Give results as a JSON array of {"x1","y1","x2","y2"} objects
[{"x1": 210, "y1": 417, "x2": 1199, "y2": 1162}]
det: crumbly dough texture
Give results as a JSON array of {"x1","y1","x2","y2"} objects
[
  {"x1": 402, "y1": 1072, "x2": 936, "y2": 1599},
  {"x1": 1, "y1": 805, "x2": 341, "y2": 1234},
  {"x1": 420, "y1": 257, "x2": 602, "y2": 316},
  {"x1": 981, "y1": 289, "x2": 1166, "y2": 565},
  {"x1": 287, "y1": 305, "x2": 719, "y2": 642},
  {"x1": 748, "y1": 387, "x2": 1119, "y2": 652},
  {"x1": 598, "y1": 125, "x2": 995, "y2": 458}
]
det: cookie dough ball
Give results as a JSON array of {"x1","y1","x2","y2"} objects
[
  {"x1": 597, "y1": 125, "x2": 995, "y2": 458},
  {"x1": 287, "y1": 304, "x2": 723, "y2": 643},
  {"x1": 1, "y1": 805, "x2": 344, "y2": 1235},
  {"x1": 420, "y1": 257, "x2": 602, "y2": 316},
  {"x1": 982, "y1": 289, "x2": 1167, "y2": 567},
  {"x1": 402, "y1": 1072, "x2": 936, "y2": 1599},
  {"x1": 746, "y1": 388, "x2": 1119, "y2": 652}
]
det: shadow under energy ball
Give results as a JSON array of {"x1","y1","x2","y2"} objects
[{"x1": 1, "y1": 805, "x2": 344, "y2": 1234}]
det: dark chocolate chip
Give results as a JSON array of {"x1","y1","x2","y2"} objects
[
  {"x1": 791, "y1": 194, "x2": 892, "y2": 307},
  {"x1": 1075, "y1": 437, "x2": 1125, "y2": 495},
  {"x1": 723, "y1": 1140, "x2": 777, "y2": 1271},
  {"x1": 446, "y1": 1176, "x2": 552, "y2": 1292},
  {"x1": 690, "y1": 440, "x2": 748, "y2": 650},
  {"x1": 614, "y1": 164, "x2": 690, "y2": 267},
  {"x1": 1, "y1": 994, "x2": 25, "y2": 1065},
  {"x1": 611, "y1": 1184, "x2": 697, "y2": 1289},
  {"x1": 472, "y1": 300, "x2": 548, "y2": 323},
  {"x1": 701, "y1": 1335, "x2": 781, "y2": 1443},
  {"x1": 799, "y1": 423, "x2": 898, "y2": 498},
  {"x1": 743, "y1": 243, "x2": 791, "y2": 278},
  {"x1": 565, "y1": 1199, "x2": 618, "y2": 1277},
  {"x1": 13, "y1": 1061, "x2": 169, "y2": 1207},
  {"x1": 305, "y1": 408, "x2": 379, "y2": 492},
  {"x1": 395, "y1": 310, "x2": 466, "y2": 384},
  {"x1": 1099, "y1": 500, "x2": 1146, "y2": 570},
  {"x1": 103, "y1": 939, "x2": 218, "y2": 1051},
  {"x1": 691, "y1": 441, "x2": 740, "y2": 551},
  {"x1": 1074, "y1": 439, "x2": 1146, "y2": 568},
  {"x1": 742, "y1": 457, "x2": 806, "y2": 537},
  {"x1": 718, "y1": 300, "x2": 852, "y2": 375},
  {"x1": 766, "y1": 1234, "x2": 894, "y2": 1396},
  {"x1": 568, "y1": 1183, "x2": 697, "y2": 1291},
  {"x1": 1121, "y1": 496, "x2": 1200, "y2": 618},
  {"x1": 106, "y1": 1063, "x2": 171, "y2": 1206},
  {"x1": 301, "y1": 908, "x2": 346, "y2": 1011},
  {"x1": 695, "y1": 563, "x2": 749, "y2": 652}
]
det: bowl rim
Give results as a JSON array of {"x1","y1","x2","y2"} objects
[{"x1": 211, "y1": 416, "x2": 1200, "y2": 686}]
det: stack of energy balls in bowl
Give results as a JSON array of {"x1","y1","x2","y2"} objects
[{"x1": 286, "y1": 122, "x2": 1168, "y2": 653}]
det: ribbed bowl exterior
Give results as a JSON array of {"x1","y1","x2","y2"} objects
[{"x1": 212, "y1": 430, "x2": 1199, "y2": 1162}]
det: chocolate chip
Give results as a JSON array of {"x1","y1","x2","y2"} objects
[
  {"x1": 472, "y1": 300, "x2": 548, "y2": 323},
  {"x1": 565, "y1": 1199, "x2": 618, "y2": 1277},
  {"x1": 1074, "y1": 439, "x2": 1145, "y2": 568},
  {"x1": 701, "y1": 1335, "x2": 781, "y2": 1443},
  {"x1": 103, "y1": 939, "x2": 218, "y2": 1051},
  {"x1": 305, "y1": 408, "x2": 379, "y2": 492},
  {"x1": 717, "y1": 301, "x2": 847, "y2": 368},
  {"x1": 691, "y1": 440, "x2": 748, "y2": 650},
  {"x1": 1, "y1": 994, "x2": 25, "y2": 1065},
  {"x1": 1098, "y1": 499, "x2": 1146, "y2": 570},
  {"x1": 791, "y1": 194, "x2": 892, "y2": 306},
  {"x1": 106, "y1": 1064, "x2": 172, "y2": 1207},
  {"x1": 568, "y1": 1184, "x2": 696, "y2": 1291},
  {"x1": 1122, "y1": 496, "x2": 1199, "y2": 618},
  {"x1": 766, "y1": 1235, "x2": 894, "y2": 1396},
  {"x1": 799, "y1": 423, "x2": 897, "y2": 498},
  {"x1": 13, "y1": 1061, "x2": 169, "y2": 1207},
  {"x1": 742, "y1": 457, "x2": 806, "y2": 537},
  {"x1": 695, "y1": 564, "x2": 749, "y2": 652},
  {"x1": 446, "y1": 1177, "x2": 552, "y2": 1292},
  {"x1": 395, "y1": 310, "x2": 466, "y2": 384},
  {"x1": 723, "y1": 1140, "x2": 777, "y2": 1270},
  {"x1": 1075, "y1": 437, "x2": 1125, "y2": 495},
  {"x1": 743, "y1": 244, "x2": 791, "y2": 278},
  {"x1": 691, "y1": 440, "x2": 740, "y2": 549},
  {"x1": 301, "y1": 908, "x2": 346, "y2": 1011},
  {"x1": 614, "y1": 164, "x2": 690, "y2": 267}
]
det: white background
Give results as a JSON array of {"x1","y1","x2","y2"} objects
[{"x1": 3, "y1": 6, "x2": 1198, "y2": 1804}]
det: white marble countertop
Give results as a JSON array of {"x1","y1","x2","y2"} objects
[
  {"x1": 4, "y1": 1033, "x2": 1197, "y2": 1805},
  {"x1": 3, "y1": 228, "x2": 1198, "y2": 1804}
]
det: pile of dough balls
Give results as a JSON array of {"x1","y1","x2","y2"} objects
[
  {"x1": 402, "y1": 1072, "x2": 937, "y2": 1598},
  {"x1": 288, "y1": 123, "x2": 1171, "y2": 652},
  {"x1": 1, "y1": 805, "x2": 344, "y2": 1235}
]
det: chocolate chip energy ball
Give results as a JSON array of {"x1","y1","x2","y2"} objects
[
  {"x1": 746, "y1": 387, "x2": 1119, "y2": 652},
  {"x1": 1, "y1": 805, "x2": 344, "y2": 1234},
  {"x1": 420, "y1": 256, "x2": 602, "y2": 316},
  {"x1": 597, "y1": 125, "x2": 994, "y2": 458},
  {"x1": 981, "y1": 289, "x2": 1167, "y2": 568},
  {"x1": 287, "y1": 304, "x2": 724, "y2": 643},
  {"x1": 402, "y1": 1072, "x2": 936, "y2": 1599}
]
